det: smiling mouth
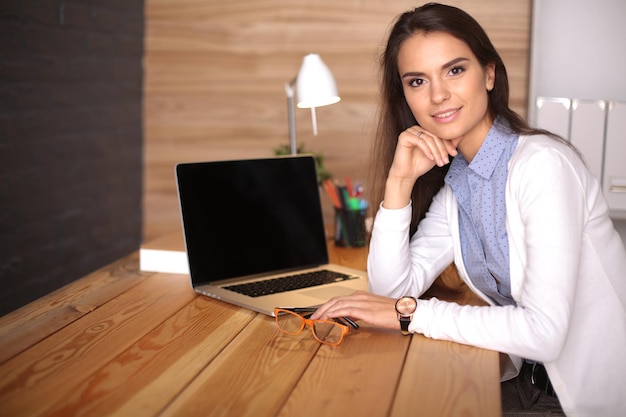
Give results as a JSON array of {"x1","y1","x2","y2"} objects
[{"x1": 433, "y1": 109, "x2": 458, "y2": 119}]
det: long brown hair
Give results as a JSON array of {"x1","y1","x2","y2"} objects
[{"x1": 368, "y1": 3, "x2": 562, "y2": 237}]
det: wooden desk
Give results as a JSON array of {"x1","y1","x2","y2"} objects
[{"x1": 0, "y1": 243, "x2": 501, "y2": 417}]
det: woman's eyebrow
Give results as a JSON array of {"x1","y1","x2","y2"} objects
[
  {"x1": 401, "y1": 57, "x2": 470, "y2": 79},
  {"x1": 443, "y1": 57, "x2": 470, "y2": 68}
]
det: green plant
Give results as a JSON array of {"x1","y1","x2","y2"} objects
[{"x1": 273, "y1": 143, "x2": 333, "y2": 184}]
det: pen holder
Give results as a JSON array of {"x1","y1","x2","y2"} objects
[{"x1": 334, "y1": 208, "x2": 367, "y2": 248}]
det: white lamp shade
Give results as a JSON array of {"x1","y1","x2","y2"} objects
[{"x1": 296, "y1": 54, "x2": 341, "y2": 108}]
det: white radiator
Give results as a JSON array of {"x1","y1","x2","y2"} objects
[{"x1": 535, "y1": 97, "x2": 626, "y2": 219}]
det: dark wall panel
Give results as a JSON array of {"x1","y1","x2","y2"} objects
[{"x1": 0, "y1": 0, "x2": 144, "y2": 315}]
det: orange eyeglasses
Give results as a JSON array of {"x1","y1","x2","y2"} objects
[{"x1": 274, "y1": 307, "x2": 358, "y2": 346}]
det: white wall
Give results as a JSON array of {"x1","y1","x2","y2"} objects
[
  {"x1": 528, "y1": 0, "x2": 626, "y2": 124},
  {"x1": 528, "y1": 0, "x2": 626, "y2": 242}
]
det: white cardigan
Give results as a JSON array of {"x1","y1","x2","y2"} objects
[{"x1": 367, "y1": 135, "x2": 626, "y2": 417}]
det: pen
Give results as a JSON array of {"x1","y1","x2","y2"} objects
[
  {"x1": 335, "y1": 315, "x2": 359, "y2": 329},
  {"x1": 322, "y1": 179, "x2": 342, "y2": 208},
  {"x1": 278, "y1": 307, "x2": 359, "y2": 329}
]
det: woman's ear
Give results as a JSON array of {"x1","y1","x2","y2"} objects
[{"x1": 485, "y1": 63, "x2": 496, "y2": 91}]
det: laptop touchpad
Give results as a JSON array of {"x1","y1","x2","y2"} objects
[{"x1": 301, "y1": 285, "x2": 359, "y2": 302}]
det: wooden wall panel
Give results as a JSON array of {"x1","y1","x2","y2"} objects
[{"x1": 143, "y1": 0, "x2": 531, "y2": 241}]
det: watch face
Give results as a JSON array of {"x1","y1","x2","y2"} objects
[{"x1": 396, "y1": 296, "x2": 417, "y2": 315}]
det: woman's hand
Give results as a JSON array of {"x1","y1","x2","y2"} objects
[
  {"x1": 310, "y1": 290, "x2": 400, "y2": 330},
  {"x1": 383, "y1": 126, "x2": 460, "y2": 209},
  {"x1": 392, "y1": 126, "x2": 459, "y2": 180}
]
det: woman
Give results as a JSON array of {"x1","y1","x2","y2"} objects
[{"x1": 311, "y1": 3, "x2": 626, "y2": 416}]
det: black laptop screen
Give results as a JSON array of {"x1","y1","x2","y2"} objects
[{"x1": 176, "y1": 156, "x2": 329, "y2": 284}]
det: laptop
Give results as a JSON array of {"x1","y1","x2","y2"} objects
[{"x1": 175, "y1": 155, "x2": 369, "y2": 316}]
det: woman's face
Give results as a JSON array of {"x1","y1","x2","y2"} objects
[{"x1": 397, "y1": 31, "x2": 495, "y2": 157}]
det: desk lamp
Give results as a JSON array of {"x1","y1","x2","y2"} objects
[{"x1": 284, "y1": 53, "x2": 341, "y2": 155}]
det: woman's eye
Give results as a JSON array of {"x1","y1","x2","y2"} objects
[
  {"x1": 449, "y1": 66, "x2": 465, "y2": 76},
  {"x1": 409, "y1": 78, "x2": 425, "y2": 87}
]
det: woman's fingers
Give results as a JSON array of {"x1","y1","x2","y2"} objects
[
  {"x1": 388, "y1": 125, "x2": 458, "y2": 187},
  {"x1": 311, "y1": 291, "x2": 400, "y2": 330},
  {"x1": 407, "y1": 127, "x2": 454, "y2": 167}
]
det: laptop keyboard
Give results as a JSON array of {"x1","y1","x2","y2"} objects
[{"x1": 224, "y1": 270, "x2": 355, "y2": 298}]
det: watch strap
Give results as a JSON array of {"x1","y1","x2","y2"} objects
[{"x1": 399, "y1": 316, "x2": 411, "y2": 335}]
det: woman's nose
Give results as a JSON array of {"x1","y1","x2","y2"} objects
[{"x1": 430, "y1": 80, "x2": 450, "y2": 104}]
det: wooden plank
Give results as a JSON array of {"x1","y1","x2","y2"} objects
[
  {"x1": 390, "y1": 335, "x2": 501, "y2": 417},
  {"x1": 276, "y1": 325, "x2": 410, "y2": 417},
  {"x1": 140, "y1": 230, "x2": 185, "y2": 251},
  {"x1": 0, "y1": 252, "x2": 147, "y2": 364},
  {"x1": 0, "y1": 272, "x2": 196, "y2": 417},
  {"x1": 159, "y1": 313, "x2": 323, "y2": 417},
  {"x1": 327, "y1": 244, "x2": 368, "y2": 272},
  {"x1": 38, "y1": 298, "x2": 255, "y2": 417}
]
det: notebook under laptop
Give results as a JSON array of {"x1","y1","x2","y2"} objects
[{"x1": 175, "y1": 155, "x2": 369, "y2": 316}]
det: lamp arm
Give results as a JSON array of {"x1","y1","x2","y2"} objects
[{"x1": 285, "y1": 81, "x2": 297, "y2": 155}]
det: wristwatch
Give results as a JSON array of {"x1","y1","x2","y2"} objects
[{"x1": 395, "y1": 296, "x2": 417, "y2": 335}]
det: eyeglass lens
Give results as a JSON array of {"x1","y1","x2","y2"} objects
[{"x1": 276, "y1": 310, "x2": 344, "y2": 344}]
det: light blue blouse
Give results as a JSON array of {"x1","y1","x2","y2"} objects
[{"x1": 445, "y1": 119, "x2": 519, "y2": 306}]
